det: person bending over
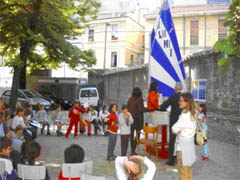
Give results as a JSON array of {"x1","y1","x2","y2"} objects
[{"x1": 115, "y1": 155, "x2": 156, "y2": 180}]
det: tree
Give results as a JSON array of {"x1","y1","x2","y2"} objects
[
  {"x1": 0, "y1": 0, "x2": 100, "y2": 110},
  {"x1": 214, "y1": 0, "x2": 240, "y2": 75}
]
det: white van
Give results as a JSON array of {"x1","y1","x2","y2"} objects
[{"x1": 79, "y1": 87, "x2": 99, "y2": 108}]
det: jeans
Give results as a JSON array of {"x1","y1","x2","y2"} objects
[
  {"x1": 201, "y1": 124, "x2": 208, "y2": 157},
  {"x1": 107, "y1": 133, "x2": 117, "y2": 159}
]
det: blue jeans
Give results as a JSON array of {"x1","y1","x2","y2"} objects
[{"x1": 201, "y1": 124, "x2": 208, "y2": 157}]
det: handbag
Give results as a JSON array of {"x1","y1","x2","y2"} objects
[{"x1": 194, "y1": 119, "x2": 207, "y2": 146}]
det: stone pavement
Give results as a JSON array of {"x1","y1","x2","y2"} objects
[{"x1": 34, "y1": 111, "x2": 239, "y2": 180}]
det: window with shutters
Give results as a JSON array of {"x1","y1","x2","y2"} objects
[
  {"x1": 190, "y1": 20, "x2": 199, "y2": 45},
  {"x1": 218, "y1": 18, "x2": 227, "y2": 40}
]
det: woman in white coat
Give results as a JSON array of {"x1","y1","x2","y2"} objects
[{"x1": 172, "y1": 92, "x2": 197, "y2": 180}]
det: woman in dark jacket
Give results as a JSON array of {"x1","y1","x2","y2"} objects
[{"x1": 127, "y1": 87, "x2": 145, "y2": 155}]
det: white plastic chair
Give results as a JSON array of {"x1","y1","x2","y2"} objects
[
  {"x1": 17, "y1": 164, "x2": 46, "y2": 180},
  {"x1": 62, "y1": 161, "x2": 93, "y2": 179},
  {"x1": 81, "y1": 173, "x2": 106, "y2": 180}
]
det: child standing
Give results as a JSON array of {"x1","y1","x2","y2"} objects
[
  {"x1": 119, "y1": 105, "x2": 133, "y2": 156},
  {"x1": 106, "y1": 104, "x2": 118, "y2": 161},
  {"x1": 99, "y1": 105, "x2": 109, "y2": 133},
  {"x1": 198, "y1": 104, "x2": 208, "y2": 160},
  {"x1": 65, "y1": 100, "x2": 86, "y2": 138},
  {"x1": 36, "y1": 104, "x2": 51, "y2": 135},
  {"x1": 52, "y1": 104, "x2": 64, "y2": 136}
]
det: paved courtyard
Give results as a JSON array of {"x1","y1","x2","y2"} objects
[{"x1": 33, "y1": 111, "x2": 240, "y2": 180}]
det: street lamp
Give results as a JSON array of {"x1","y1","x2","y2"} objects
[{"x1": 103, "y1": 22, "x2": 110, "y2": 69}]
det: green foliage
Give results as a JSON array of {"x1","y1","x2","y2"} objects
[
  {"x1": 214, "y1": 0, "x2": 240, "y2": 74},
  {"x1": 0, "y1": 0, "x2": 100, "y2": 72}
]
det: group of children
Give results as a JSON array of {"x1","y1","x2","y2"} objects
[{"x1": 0, "y1": 96, "x2": 209, "y2": 179}]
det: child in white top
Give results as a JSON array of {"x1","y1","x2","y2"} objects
[
  {"x1": 52, "y1": 104, "x2": 64, "y2": 136},
  {"x1": 36, "y1": 104, "x2": 51, "y2": 135},
  {"x1": 99, "y1": 105, "x2": 109, "y2": 133},
  {"x1": 198, "y1": 104, "x2": 208, "y2": 160},
  {"x1": 87, "y1": 106, "x2": 101, "y2": 135},
  {"x1": 12, "y1": 107, "x2": 28, "y2": 130},
  {"x1": 119, "y1": 105, "x2": 133, "y2": 156},
  {"x1": 115, "y1": 155, "x2": 156, "y2": 180}
]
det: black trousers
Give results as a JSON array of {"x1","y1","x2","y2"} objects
[
  {"x1": 91, "y1": 119, "x2": 100, "y2": 135},
  {"x1": 130, "y1": 126, "x2": 141, "y2": 153},
  {"x1": 168, "y1": 124, "x2": 176, "y2": 164},
  {"x1": 41, "y1": 122, "x2": 50, "y2": 133},
  {"x1": 121, "y1": 134, "x2": 130, "y2": 156}
]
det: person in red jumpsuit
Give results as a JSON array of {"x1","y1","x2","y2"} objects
[{"x1": 64, "y1": 100, "x2": 85, "y2": 138}]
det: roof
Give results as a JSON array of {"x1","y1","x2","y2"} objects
[
  {"x1": 171, "y1": 4, "x2": 229, "y2": 14},
  {"x1": 183, "y1": 48, "x2": 217, "y2": 62},
  {"x1": 88, "y1": 16, "x2": 145, "y2": 29},
  {"x1": 144, "y1": 4, "x2": 229, "y2": 18},
  {"x1": 103, "y1": 64, "x2": 148, "y2": 75}
]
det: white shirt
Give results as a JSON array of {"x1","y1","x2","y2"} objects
[
  {"x1": 198, "y1": 112, "x2": 207, "y2": 125},
  {"x1": 115, "y1": 156, "x2": 156, "y2": 180},
  {"x1": 172, "y1": 111, "x2": 196, "y2": 151},
  {"x1": 99, "y1": 110, "x2": 109, "y2": 122},
  {"x1": 12, "y1": 115, "x2": 26, "y2": 129},
  {"x1": 119, "y1": 112, "x2": 133, "y2": 135},
  {"x1": 87, "y1": 110, "x2": 98, "y2": 122}
]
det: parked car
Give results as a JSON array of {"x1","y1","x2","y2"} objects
[
  {"x1": 38, "y1": 91, "x2": 73, "y2": 110},
  {"x1": 1, "y1": 89, "x2": 51, "y2": 110},
  {"x1": 79, "y1": 87, "x2": 100, "y2": 109},
  {"x1": 32, "y1": 90, "x2": 56, "y2": 109}
]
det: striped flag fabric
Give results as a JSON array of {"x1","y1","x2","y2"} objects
[{"x1": 150, "y1": 0, "x2": 186, "y2": 97}]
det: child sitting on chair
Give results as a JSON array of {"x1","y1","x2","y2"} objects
[
  {"x1": 11, "y1": 125, "x2": 25, "y2": 152},
  {"x1": 59, "y1": 144, "x2": 85, "y2": 180},
  {"x1": 23, "y1": 142, "x2": 50, "y2": 180},
  {"x1": 36, "y1": 104, "x2": 51, "y2": 135},
  {"x1": 51, "y1": 104, "x2": 64, "y2": 136},
  {"x1": 0, "y1": 137, "x2": 16, "y2": 179}
]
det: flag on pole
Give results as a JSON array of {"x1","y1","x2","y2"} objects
[{"x1": 150, "y1": 0, "x2": 186, "y2": 97}]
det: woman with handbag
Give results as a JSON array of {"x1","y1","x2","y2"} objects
[
  {"x1": 172, "y1": 92, "x2": 197, "y2": 180},
  {"x1": 127, "y1": 87, "x2": 145, "y2": 155}
]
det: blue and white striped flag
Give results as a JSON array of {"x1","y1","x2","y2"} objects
[{"x1": 150, "y1": 1, "x2": 186, "y2": 97}]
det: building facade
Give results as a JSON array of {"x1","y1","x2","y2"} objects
[
  {"x1": 82, "y1": 16, "x2": 145, "y2": 69},
  {"x1": 143, "y1": 0, "x2": 230, "y2": 62}
]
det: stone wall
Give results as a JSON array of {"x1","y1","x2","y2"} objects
[
  {"x1": 101, "y1": 65, "x2": 149, "y2": 107},
  {"x1": 184, "y1": 50, "x2": 240, "y2": 118}
]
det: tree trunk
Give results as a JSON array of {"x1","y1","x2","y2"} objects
[
  {"x1": 19, "y1": 64, "x2": 27, "y2": 89},
  {"x1": 9, "y1": 66, "x2": 22, "y2": 111},
  {"x1": 10, "y1": 40, "x2": 32, "y2": 111}
]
